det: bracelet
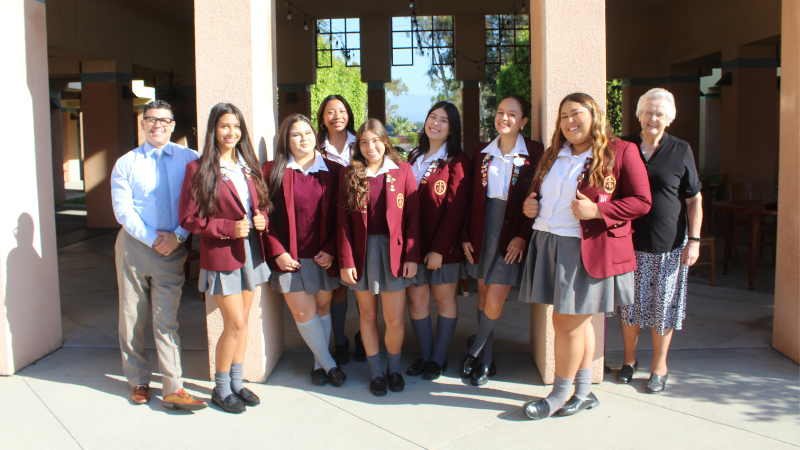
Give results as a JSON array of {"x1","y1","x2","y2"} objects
[{"x1": 687, "y1": 237, "x2": 701, "y2": 242}]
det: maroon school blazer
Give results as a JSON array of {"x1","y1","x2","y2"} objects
[
  {"x1": 261, "y1": 159, "x2": 343, "y2": 278},
  {"x1": 179, "y1": 160, "x2": 269, "y2": 272},
  {"x1": 337, "y1": 161, "x2": 421, "y2": 279},
  {"x1": 460, "y1": 138, "x2": 545, "y2": 261},
  {"x1": 416, "y1": 153, "x2": 471, "y2": 264}
]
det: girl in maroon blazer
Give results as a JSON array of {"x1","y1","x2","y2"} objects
[
  {"x1": 316, "y1": 95, "x2": 364, "y2": 365},
  {"x1": 179, "y1": 103, "x2": 271, "y2": 414},
  {"x1": 337, "y1": 119, "x2": 420, "y2": 396},
  {"x1": 518, "y1": 93, "x2": 651, "y2": 420},
  {"x1": 262, "y1": 114, "x2": 347, "y2": 388},
  {"x1": 459, "y1": 95, "x2": 544, "y2": 387},
  {"x1": 405, "y1": 102, "x2": 471, "y2": 380}
]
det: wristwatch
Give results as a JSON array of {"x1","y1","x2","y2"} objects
[{"x1": 176, "y1": 234, "x2": 186, "y2": 244}]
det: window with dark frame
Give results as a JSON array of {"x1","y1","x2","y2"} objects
[
  {"x1": 392, "y1": 16, "x2": 454, "y2": 67},
  {"x1": 485, "y1": 14, "x2": 530, "y2": 65},
  {"x1": 316, "y1": 18, "x2": 361, "y2": 68}
]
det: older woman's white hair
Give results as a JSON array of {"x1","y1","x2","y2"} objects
[{"x1": 635, "y1": 88, "x2": 677, "y2": 122}]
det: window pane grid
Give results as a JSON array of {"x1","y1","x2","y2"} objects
[
  {"x1": 317, "y1": 18, "x2": 361, "y2": 68},
  {"x1": 485, "y1": 15, "x2": 531, "y2": 65}
]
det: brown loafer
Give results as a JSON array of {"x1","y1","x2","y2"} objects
[
  {"x1": 131, "y1": 385, "x2": 150, "y2": 404},
  {"x1": 162, "y1": 388, "x2": 208, "y2": 411}
]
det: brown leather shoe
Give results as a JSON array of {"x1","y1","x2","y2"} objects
[
  {"x1": 162, "y1": 389, "x2": 208, "y2": 411},
  {"x1": 131, "y1": 385, "x2": 150, "y2": 404}
]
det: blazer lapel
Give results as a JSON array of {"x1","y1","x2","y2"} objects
[
  {"x1": 222, "y1": 178, "x2": 247, "y2": 215},
  {"x1": 244, "y1": 167, "x2": 259, "y2": 213},
  {"x1": 282, "y1": 168, "x2": 296, "y2": 256}
]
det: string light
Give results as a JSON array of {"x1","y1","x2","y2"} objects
[
  {"x1": 522, "y1": 0, "x2": 526, "y2": 13},
  {"x1": 287, "y1": 8, "x2": 292, "y2": 20},
  {"x1": 303, "y1": 16, "x2": 308, "y2": 30},
  {"x1": 409, "y1": 0, "x2": 414, "y2": 8}
]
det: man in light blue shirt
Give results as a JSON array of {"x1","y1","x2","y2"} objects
[{"x1": 111, "y1": 100, "x2": 206, "y2": 410}]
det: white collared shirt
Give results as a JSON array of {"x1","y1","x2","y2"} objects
[
  {"x1": 532, "y1": 144, "x2": 592, "y2": 238},
  {"x1": 411, "y1": 143, "x2": 447, "y2": 187},
  {"x1": 482, "y1": 134, "x2": 528, "y2": 201},
  {"x1": 366, "y1": 156, "x2": 400, "y2": 177},
  {"x1": 287, "y1": 151, "x2": 329, "y2": 176},
  {"x1": 220, "y1": 152, "x2": 254, "y2": 226},
  {"x1": 322, "y1": 131, "x2": 356, "y2": 167}
]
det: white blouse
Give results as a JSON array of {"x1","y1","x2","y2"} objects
[
  {"x1": 220, "y1": 152, "x2": 254, "y2": 227},
  {"x1": 482, "y1": 134, "x2": 528, "y2": 201},
  {"x1": 411, "y1": 143, "x2": 447, "y2": 187},
  {"x1": 532, "y1": 144, "x2": 592, "y2": 238},
  {"x1": 322, "y1": 131, "x2": 356, "y2": 167}
]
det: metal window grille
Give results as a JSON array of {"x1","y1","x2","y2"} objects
[
  {"x1": 317, "y1": 18, "x2": 361, "y2": 68},
  {"x1": 392, "y1": 15, "x2": 453, "y2": 67},
  {"x1": 485, "y1": 15, "x2": 530, "y2": 65}
]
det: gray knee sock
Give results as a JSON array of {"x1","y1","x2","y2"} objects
[
  {"x1": 296, "y1": 315, "x2": 337, "y2": 372},
  {"x1": 469, "y1": 313, "x2": 496, "y2": 357},
  {"x1": 477, "y1": 307, "x2": 482, "y2": 324},
  {"x1": 544, "y1": 375, "x2": 574, "y2": 416},
  {"x1": 230, "y1": 362, "x2": 245, "y2": 393},
  {"x1": 387, "y1": 351, "x2": 402, "y2": 375},
  {"x1": 411, "y1": 316, "x2": 433, "y2": 362},
  {"x1": 330, "y1": 300, "x2": 348, "y2": 346},
  {"x1": 431, "y1": 316, "x2": 457, "y2": 365},
  {"x1": 366, "y1": 353, "x2": 383, "y2": 380},
  {"x1": 574, "y1": 368, "x2": 592, "y2": 399},
  {"x1": 479, "y1": 331, "x2": 493, "y2": 365},
  {"x1": 215, "y1": 370, "x2": 233, "y2": 398},
  {"x1": 314, "y1": 314, "x2": 334, "y2": 371}
]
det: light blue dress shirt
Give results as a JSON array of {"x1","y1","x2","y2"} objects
[{"x1": 111, "y1": 141, "x2": 199, "y2": 246}]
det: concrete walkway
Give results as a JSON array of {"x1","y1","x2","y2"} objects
[{"x1": 1, "y1": 226, "x2": 798, "y2": 449}]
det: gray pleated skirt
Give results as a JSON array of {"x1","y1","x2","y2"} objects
[
  {"x1": 518, "y1": 229, "x2": 634, "y2": 315},
  {"x1": 199, "y1": 232, "x2": 270, "y2": 296},
  {"x1": 346, "y1": 234, "x2": 415, "y2": 294},
  {"x1": 463, "y1": 198, "x2": 524, "y2": 287},
  {"x1": 269, "y1": 257, "x2": 342, "y2": 294},
  {"x1": 414, "y1": 262, "x2": 466, "y2": 287}
]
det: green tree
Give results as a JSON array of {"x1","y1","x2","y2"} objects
[
  {"x1": 309, "y1": 36, "x2": 367, "y2": 129},
  {"x1": 385, "y1": 78, "x2": 409, "y2": 121},
  {"x1": 411, "y1": 16, "x2": 461, "y2": 110},
  {"x1": 388, "y1": 115, "x2": 414, "y2": 137},
  {"x1": 606, "y1": 79, "x2": 623, "y2": 136},
  {"x1": 496, "y1": 62, "x2": 532, "y2": 138}
]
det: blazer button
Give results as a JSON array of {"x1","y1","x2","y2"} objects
[
  {"x1": 584, "y1": 229, "x2": 589, "y2": 233},
  {"x1": 504, "y1": 220, "x2": 509, "y2": 224}
]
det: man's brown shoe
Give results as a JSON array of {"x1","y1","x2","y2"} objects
[
  {"x1": 162, "y1": 389, "x2": 208, "y2": 411},
  {"x1": 131, "y1": 385, "x2": 150, "y2": 404}
]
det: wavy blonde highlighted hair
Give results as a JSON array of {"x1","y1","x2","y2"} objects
[
  {"x1": 529, "y1": 93, "x2": 617, "y2": 194},
  {"x1": 341, "y1": 119, "x2": 402, "y2": 212}
]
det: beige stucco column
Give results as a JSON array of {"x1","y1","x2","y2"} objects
[
  {"x1": 81, "y1": 60, "x2": 136, "y2": 228},
  {"x1": 454, "y1": 14, "x2": 486, "y2": 155},
  {"x1": 0, "y1": 0, "x2": 63, "y2": 375},
  {"x1": 195, "y1": 0, "x2": 284, "y2": 383},
  {"x1": 277, "y1": 11, "x2": 316, "y2": 123},
  {"x1": 719, "y1": 45, "x2": 780, "y2": 201},
  {"x1": 773, "y1": 0, "x2": 800, "y2": 364},
  {"x1": 528, "y1": 0, "x2": 607, "y2": 384},
  {"x1": 360, "y1": 17, "x2": 391, "y2": 124},
  {"x1": 50, "y1": 98, "x2": 67, "y2": 205}
]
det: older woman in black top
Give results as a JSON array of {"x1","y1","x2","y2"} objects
[{"x1": 608, "y1": 88, "x2": 702, "y2": 394}]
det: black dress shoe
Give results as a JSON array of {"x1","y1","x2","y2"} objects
[
  {"x1": 353, "y1": 332, "x2": 367, "y2": 362},
  {"x1": 460, "y1": 354, "x2": 478, "y2": 378},
  {"x1": 466, "y1": 334, "x2": 475, "y2": 349},
  {"x1": 212, "y1": 388, "x2": 245, "y2": 413},
  {"x1": 422, "y1": 359, "x2": 447, "y2": 380},
  {"x1": 555, "y1": 392, "x2": 599, "y2": 416},
  {"x1": 331, "y1": 337, "x2": 350, "y2": 366},
  {"x1": 386, "y1": 371, "x2": 405, "y2": 392},
  {"x1": 232, "y1": 386, "x2": 260, "y2": 406},
  {"x1": 616, "y1": 359, "x2": 638, "y2": 384},
  {"x1": 370, "y1": 376, "x2": 387, "y2": 396},
  {"x1": 646, "y1": 373, "x2": 668, "y2": 394},
  {"x1": 328, "y1": 367, "x2": 347, "y2": 387},
  {"x1": 522, "y1": 399, "x2": 550, "y2": 420},
  {"x1": 470, "y1": 363, "x2": 490, "y2": 386},
  {"x1": 488, "y1": 360, "x2": 496, "y2": 377},
  {"x1": 406, "y1": 358, "x2": 427, "y2": 376},
  {"x1": 311, "y1": 368, "x2": 329, "y2": 386}
]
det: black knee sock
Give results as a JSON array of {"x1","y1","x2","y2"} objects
[
  {"x1": 330, "y1": 300, "x2": 348, "y2": 346},
  {"x1": 468, "y1": 313, "x2": 496, "y2": 357},
  {"x1": 410, "y1": 316, "x2": 433, "y2": 361},
  {"x1": 431, "y1": 316, "x2": 457, "y2": 365},
  {"x1": 479, "y1": 330, "x2": 493, "y2": 365}
]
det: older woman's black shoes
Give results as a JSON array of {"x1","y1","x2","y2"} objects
[
  {"x1": 646, "y1": 373, "x2": 668, "y2": 394},
  {"x1": 523, "y1": 399, "x2": 550, "y2": 420},
  {"x1": 616, "y1": 359, "x2": 638, "y2": 384},
  {"x1": 555, "y1": 393, "x2": 599, "y2": 416}
]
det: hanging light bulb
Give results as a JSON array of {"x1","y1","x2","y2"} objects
[
  {"x1": 303, "y1": 16, "x2": 308, "y2": 31},
  {"x1": 522, "y1": 1, "x2": 526, "y2": 13},
  {"x1": 287, "y1": 8, "x2": 292, "y2": 20},
  {"x1": 409, "y1": 0, "x2": 414, "y2": 8}
]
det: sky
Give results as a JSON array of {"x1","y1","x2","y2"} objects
[{"x1": 389, "y1": 54, "x2": 438, "y2": 123}]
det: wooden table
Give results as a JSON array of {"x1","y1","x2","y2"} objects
[{"x1": 713, "y1": 200, "x2": 777, "y2": 289}]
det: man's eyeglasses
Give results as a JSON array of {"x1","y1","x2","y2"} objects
[{"x1": 144, "y1": 116, "x2": 175, "y2": 126}]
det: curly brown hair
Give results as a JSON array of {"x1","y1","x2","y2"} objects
[
  {"x1": 341, "y1": 119, "x2": 402, "y2": 212},
  {"x1": 529, "y1": 93, "x2": 616, "y2": 195}
]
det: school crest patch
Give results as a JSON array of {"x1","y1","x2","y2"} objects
[{"x1": 434, "y1": 180, "x2": 447, "y2": 196}]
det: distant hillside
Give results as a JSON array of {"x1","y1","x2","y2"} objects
[{"x1": 388, "y1": 93, "x2": 433, "y2": 123}]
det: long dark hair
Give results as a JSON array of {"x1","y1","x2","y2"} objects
[
  {"x1": 342, "y1": 119, "x2": 402, "y2": 212},
  {"x1": 268, "y1": 114, "x2": 318, "y2": 202},
  {"x1": 191, "y1": 103, "x2": 271, "y2": 218},
  {"x1": 316, "y1": 95, "x2": 357, "y2": 153},
  {"x1": 529, "y1": 93, "x2": 616, "y2": 195},
  {"x1": 408, "y1": 101, "x2": 464, "y2": 165}
]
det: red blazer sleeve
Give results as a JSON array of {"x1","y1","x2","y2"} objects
[
  {"x1": 596, "y1": 141, "x2": 652, "y2": 228},
  {"x1": 402, "y1": 164, "x2": 421, "y2": 263},
  {"x1": 431, "y1": 155, "x2": 471, "y2": 256},
  {"x1": 337, "y1": 169, "x2": 357, "y2": 269},
  {"x1": 179, "y1": 161, "x2": 237, "y2": 239},
  {"x1": 261, "y1": 161, "x2": 288, "y2": 259}
]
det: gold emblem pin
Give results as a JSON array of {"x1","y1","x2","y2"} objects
[
  {"x1": 603, "y1": 175, "x2": 616, "y2": 194},
  {"x1": 434, "y1": 180, "x2": 447, "y2": 196},
  {"x1": 396, "y1": 193, "x2": 405, "y2": 209}
]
